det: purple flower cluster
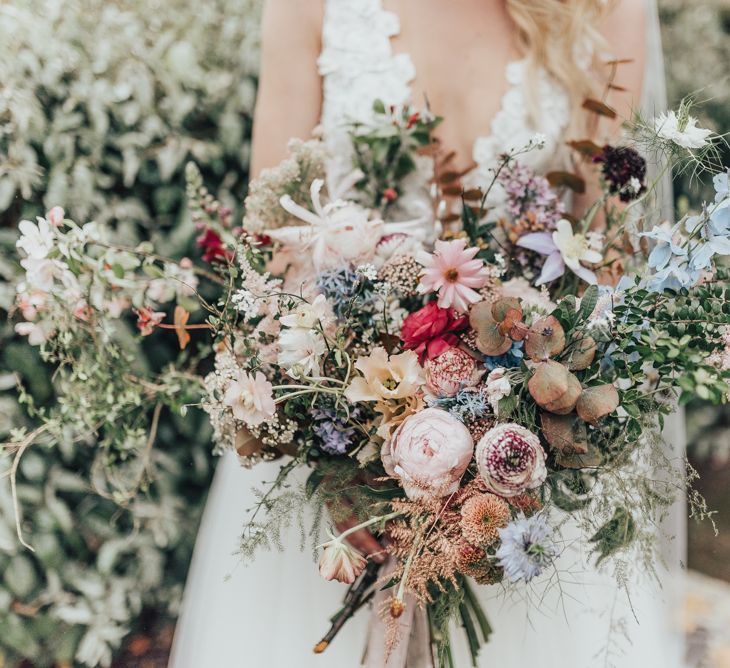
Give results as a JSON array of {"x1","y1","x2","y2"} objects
[
  {"x1": 312, "y1": 408, "x2": 357, "y2": 455},
  {"x1": 499, "y1": 161, "x2": 565, "y2": 232}
]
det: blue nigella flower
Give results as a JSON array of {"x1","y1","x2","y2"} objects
[
  {"x1": 496, "y1": 514, "x2": 558, "y2": 583},
  {"x1": 311, "y1": 408, "x2": 357, "y2": 455},
  {"x1": 316, "y1": 268, "x2": 376, "y2": 319},
  {"x1": 484, "y1": 340, "x2": 524, "y2": 371},
  {"x1": 640, "y1": 223, "x2": 687, "y2": 270},
  {"x1": 429, "y1": 387, "x2": 490, "y2": 420}
]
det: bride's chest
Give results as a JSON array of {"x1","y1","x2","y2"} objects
[{"x1": 318, "y1": 0, "x2": 571, "y2": 190}]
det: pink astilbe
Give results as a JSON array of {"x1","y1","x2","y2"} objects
[{"x1": 417, "y1": 239, "x2": 490, "y2": 313}]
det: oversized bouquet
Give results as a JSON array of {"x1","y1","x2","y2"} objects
[{"x1": 8, "y1": 96, "x2": 730, "y2": 665}]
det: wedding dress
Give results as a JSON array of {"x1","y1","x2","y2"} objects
[{"x1": 170, "y1": 1, "x2": 685, "y2": 666}]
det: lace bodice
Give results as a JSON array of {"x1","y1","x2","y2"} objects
[{"x1": 317, "y1": 0, "x2": 574, "y2": 218}]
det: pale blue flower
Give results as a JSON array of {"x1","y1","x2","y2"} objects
[
  {"x1": 713, "y1": 170, "x2": 729, "y2": 203},
  {"x1": 496, "y1": 514, "x2": 557, "y2": 582},
  {"x1": 644, "y1": 255, "x2": 700, "y2": 293},
  {"x1": 640, "y1": 223, "x2": 686, "y2": 270}
]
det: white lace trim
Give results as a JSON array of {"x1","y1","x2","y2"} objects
[
  {"x1": 318, "y1": 0, "x2": 574, "y2": 218},
  {"x1": 318, "y1": 0, "x2": 415, "y2": 189}
]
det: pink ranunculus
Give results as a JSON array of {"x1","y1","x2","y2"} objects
[
  {"x1": 400, "y1": 301, "x2": 468, "y2": 362},
  {"x1": 382, "y1": 407, "x2": 474, "y2": 500},
  {"x1": 424, "y1": 347, "x2": 483, "y2": 397},
  {"x1": 475, "y1": 423, "x2": 547, "y2": 497}
]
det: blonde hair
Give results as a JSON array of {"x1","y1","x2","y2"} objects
[{"x1": 506, "y1": 0, "x2": 617, "y2": 137}]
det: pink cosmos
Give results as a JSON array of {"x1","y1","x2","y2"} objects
[{"x1": 417, "y1": 239, "x2": 490, "y2": 313}]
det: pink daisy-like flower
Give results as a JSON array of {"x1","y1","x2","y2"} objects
[
  {"x1": 460, "y1": 493, "x2": 511, "y2": 546},
  {"x1": 417, "y1": 239, "x2": 490, "y2": 313}
]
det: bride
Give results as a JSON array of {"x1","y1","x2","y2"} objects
[{"x1": 171, "y1": 1, "x2": 684, "y2": 666}]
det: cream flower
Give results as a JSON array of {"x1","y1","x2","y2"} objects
[
  {"x1": 485, "y1": 368, "x2": 511, "y2": 414},
  {"x1": 318, "y1": 538, "x2": 367, "y2": 584},
  {"x1": 345, "y1": 347, "x2": 425, "y2": 404},
  {"x1": 552, "y1": 219, "x2": 602, "y2": 276},
  {"x1": 271, "y1": 179, "x2": 384, "y2": 271},
  {"x1": 278, "y1": 328, "x2": 326, "y2": 378},
  {"x1": 654, "y1": 111, "x2": 713, "y2": 150},
  {"x1": 279, "y1": 294, "x2": 333, "y2": 329},
  {"x1": 16, "y1": 217, "x2": 55, "y2": 259},
  {"x1": 223, "y1": 370, "x2": 276, "y2": 426}
]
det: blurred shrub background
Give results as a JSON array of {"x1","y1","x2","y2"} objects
[{"x1": 0, "y1": 0, "x2": 728, "y2": 666}]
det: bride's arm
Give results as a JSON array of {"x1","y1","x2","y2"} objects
[
  {"x1": 250, "y1": 0, "x2": 324, "y2": 176},
  {"x1": 576, "y1": 0, "x2": 648, "y2": 227}
]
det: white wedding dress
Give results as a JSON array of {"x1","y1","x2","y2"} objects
[{"x1": 170, "y1": 1, "x2": 685, "y2": 666}]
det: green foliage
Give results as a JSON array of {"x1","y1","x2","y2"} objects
[
  {"x1": 0, "y1": 0, "x2": 262, "y2": 233},
  {"x1": 0, "y1": 1, "x2": 264, "y2": 664}
]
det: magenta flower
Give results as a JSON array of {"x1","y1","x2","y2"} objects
[
  {"x1": 417, "y1": 239, "x2": 490, "y2": 313},
  {"x1": 516, "y1": 219, "x2": 602, "y2": 286}
]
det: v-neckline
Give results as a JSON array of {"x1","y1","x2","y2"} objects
[{"x1": 379, "y1": 0, "x2": 526, "y2": 170}]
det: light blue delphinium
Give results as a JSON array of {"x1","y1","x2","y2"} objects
[
  {"x1": 640, "y1": 223, "x2": 687, "y2": 270},
  {"x1": 496, "y1": 514, "x2": 558, "y2": 583}
]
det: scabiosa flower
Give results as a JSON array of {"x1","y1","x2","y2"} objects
[
  {"x1": 475, "y1": 423, "x2": 547, "y2": 497},
  {"x1": 594, "y1": 145, "x2": 647, "y2": 202},
  {"x1": 400, "y1": 301, "x2": 469, "y2": 362},
  {"x1": 496, "y1": 514, "x2": 557, "y2": 582},
  {"x1": 417, "y1": 238, "x2": 490, "y2": 313},
  {"x1": 318, "y1": 538, "x2": 367, "y2": 584},
  {"x1": 312, "y1": 408, "x2": 358, "y2": 455},
  {"x1": 460, "y1": 493, "x2": 511, "y2": 546},
  {"x1": 424, "y1": 347, "x2": 483, "y2": 397}
]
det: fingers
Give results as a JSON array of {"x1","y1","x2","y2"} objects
[{"x1": 344, "y1": 527, "x2": 387, "y2": 564}]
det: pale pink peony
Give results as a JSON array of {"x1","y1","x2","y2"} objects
[
  {"x1": 475, "y1": 423, "x2": 546, "y2": 497},
  {"x1": 417, "y1": 238, "x2": 490, "y2": 313},
  {"x1": 318, "y1": 539, "x2": 367, "y2": 584},
  {"x1": 382, "y1": 407, "x2": 474, "y2": 500},
  {"x1": 424, "y1": 347, "x2": 483, "y2": 397},
  {"x1": 223, "y1": 370, "x2": 276, "y2": 426}
]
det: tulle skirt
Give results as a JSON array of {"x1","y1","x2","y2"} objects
[{"x1": 171, "y1": 413, "x2": 686, "y2": 668}]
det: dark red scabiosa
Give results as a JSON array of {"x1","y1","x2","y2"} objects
[
  {"x1": 196, "y1": 227, "x2": 234, "y2": 263},
  {"x1": 593, "y1": 145, "x2": 647, "y2": 202},
  {"x1": 400, "y1": 301, "x2": 469, "y2": 362}
]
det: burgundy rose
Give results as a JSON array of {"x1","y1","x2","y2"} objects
[
  {"x1": 196, "y1": 227, "x2": 234, "y2": 263},
  {"x1": 400, "y1": 301, "x2": 468, "y2": 362}
]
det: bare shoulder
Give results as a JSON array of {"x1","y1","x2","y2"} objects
[
  {"x1": 261, "y1": 0, "x2": 324, "y2": 48},
  {"x1": 598, "y1": 0, "x2": 648, "y2": 120},
  {"x1": 600, "y1": 0, "x2": 648, "y2": 57}
]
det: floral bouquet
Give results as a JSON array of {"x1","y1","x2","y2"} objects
[{"x1": 7, "y1": 96, "x2": 730, "y2": 665}]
